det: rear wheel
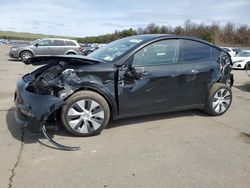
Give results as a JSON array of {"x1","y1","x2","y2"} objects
[
  {"x1": 204, "y1": 83, "x2": 232, "y2": 116},
  {"x1": 244, "y1": 62, "x2": 250, "y2": 70},
  {"x1": 245, "y1": 62, "x2": 250, "y2": 76},
  {"x1": 61, "y1": 91, "x2": 110, "y2": 136},
  {"x1": 20, "y1": 51, "x2": 33, "y2": 61}
]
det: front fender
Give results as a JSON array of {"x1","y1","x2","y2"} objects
[
  {"x1": 19, "y1": 47, "x2": 35, "y2": 57},
  {"x1": 57, "y1": 69, "x2": 118, "y2": 119},
  {"x1": 82, "y1": 84, "x2": 118, "y2": 119}
]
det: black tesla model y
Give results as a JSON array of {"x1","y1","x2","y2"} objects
[{"x1": 15, "y1": 34, "x2": 234, "y2": 139}]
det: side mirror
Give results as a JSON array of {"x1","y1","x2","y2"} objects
[
  {"x1": 34, "y1": 43, "x2": 39, "y2": 47},
  {"x1": 125, "y1": 68, "x2": 134, "y2": 78},
  {"x1": 125, "y1": 64, "x2": 140, "y2": 80}
]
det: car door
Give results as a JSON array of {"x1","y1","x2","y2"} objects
[
  {"x1": 33, "y1": 39, "x2": 53, "y2": 56},
  {"x1": 176, "y1": 39, "x2": 221, "y2": 106},
  {"x1": 52, "y1": 39, "x2": 67, "y2": 55},
  {"x1": 117, "y1": 39, "x2": 184, "y2": 117}
]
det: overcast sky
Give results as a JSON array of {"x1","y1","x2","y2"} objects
[{"x1": 0, "y1": 0, "x2": 249, "y2": 37}]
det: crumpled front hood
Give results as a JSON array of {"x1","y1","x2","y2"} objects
[{"x1": 24, "y1": 55, "x2": 105, "y2": 65}]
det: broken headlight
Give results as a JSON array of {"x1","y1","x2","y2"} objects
[{"x1": 32, "y1": 63, "x2": 67, "y2": 95}]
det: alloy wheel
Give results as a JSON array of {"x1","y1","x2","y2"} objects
[
  {"x1": 212, "y1": 88, "x2": 231, "y2": 113},
  {"x1": 21, "y1": 52, "x2": 32, "y2": 60},
  {"x1": 67, "y1": 99, "x2": 104, "y2": 134}
]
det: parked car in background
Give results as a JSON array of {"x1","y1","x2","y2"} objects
[
  {"x1": 15, "y1": 34, "x2": 233, "y2": 141},
  {"x1": 98, "y1": 43, "x2": 106, "y2": 48},
  {"x1": 82, "y1": 45, "x2": 99, "y2": 55},
  {"x1": 231, "y1": 50, "x2": 250, "y2": 70},
  {"x1": 10, "y1": 40, "x2": 30, "y2": 45},
  {"x1": 232, "y1": 48, "x2": 242, "y2": 55},
  {"x1": 222, "y1": 47, "x2": 236, "y2": 57},
  {"x1": 9, "y1": 38, "x2": 82, "y2": 61},
  {"x1": 81, "y1": 43, "x2": 99, "y2": 55},
  {"x1": 80, "y1": 43, "x2": 106, "y2": 56},
  {"x1": 0, "y1": 39, "x2": 10, "y2": 44}
]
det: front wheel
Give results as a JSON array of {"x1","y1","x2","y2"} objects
[
  {"x1": 204, "y1": 83, "x2": 232, "y2": 116},
  {"x1": 20, "y1": 51, "x2": 33, "y2": 61},
  {"x1": 61, "y1": 90, "x2": 110, "y2": 136}
]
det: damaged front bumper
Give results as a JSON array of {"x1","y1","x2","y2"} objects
[
  {"x1": 14, "y1": 78, "x2": 65, "y2": 132},
  {"x1": 15, "y1": 78, "x2": 80, "y2": 150}
]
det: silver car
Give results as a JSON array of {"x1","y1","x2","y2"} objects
[{"x1": 9, "y1": 38, "x2": 83, "y2": 61}]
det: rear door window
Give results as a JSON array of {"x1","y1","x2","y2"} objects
[
  {"x1": 53, "y1": 40, "x2": 66, "y2": 46},
  {"x1": 179, "y1": 39, "x2": 213, "y2": 63}
]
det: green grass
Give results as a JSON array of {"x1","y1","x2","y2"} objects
[{"x1": 0, "y1": 30, "x2": 73, "y2": 40}]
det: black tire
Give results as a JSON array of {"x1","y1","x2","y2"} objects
[
  {"x1": 244, "y1": 62, "x2": 250, "y2": 70},
  {"x1": 20, "y1": 51, "x2": 33, "y2": 61},
  {"x1": 61, "y1": 90, "x2": 110, "y2": 136},
  {"x1": 204, "y1": 83, "x2": 232, "y2": 116}
]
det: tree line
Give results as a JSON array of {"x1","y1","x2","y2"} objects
[
  {"x1": 76, "y1": 20, "x2": 250, "y2": 47},
  {"x1": 1, "y1": 20, "x2": 249, "y2": 47}
]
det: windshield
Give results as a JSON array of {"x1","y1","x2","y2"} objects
[
  {"x1": 236, "y1": 51, "x2": 250, "y2": 57},
  {"x1": 29, "y1": 39, "x2": 40, "y2": 45},
  {"x1": 89, "y1": 36, "x2": 145, "y2": 62}
]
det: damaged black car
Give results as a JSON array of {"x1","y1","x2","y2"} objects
[{"x1": 15, "y1": 34, "x2": 234, "y2": 142}]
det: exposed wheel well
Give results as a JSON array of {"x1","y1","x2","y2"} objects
[{"x1": 66, "y1": 52, "x2": 76, "y2": 55}]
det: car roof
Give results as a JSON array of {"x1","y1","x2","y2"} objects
[
  {"x1": 128, "y1": 34, "x2": 216, "y2": 47},
  {"x1": 42, "y1": 38, "x2": 76, "y2": 42},
  {"x1": 111, "y1": 34, "x2": 224, "y2": 65}
]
